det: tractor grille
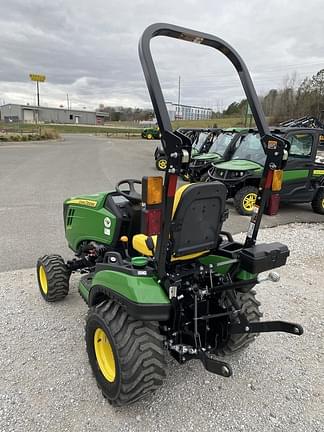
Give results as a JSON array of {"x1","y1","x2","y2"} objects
[{"x1": 66, "y1": 208, "x2": 75, "y2": 227}]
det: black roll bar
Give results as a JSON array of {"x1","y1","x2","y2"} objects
[
  {"x1": 139, "y1": 23, "x2": 270, "y2": 144},
  {"x1": 138, "y1": 23, "x2": 288, "y2": 279}
]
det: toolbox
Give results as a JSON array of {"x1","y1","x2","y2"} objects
[{"x1": 239, "y1": 242, "x2": 289, "y2": 273}]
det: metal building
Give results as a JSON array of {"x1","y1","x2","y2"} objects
[
  {"x1": 166, "y1": 102, "x2": 212, "y2": 121},
  {"x1": 0, "y1": 104, "x2": 107, "y2": 125}
]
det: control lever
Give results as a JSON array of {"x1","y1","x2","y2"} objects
[{"x1": 120, "y1": 236, "x2": 130, "y2": 258}]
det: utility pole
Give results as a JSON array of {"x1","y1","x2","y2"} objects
[
  {"x1": 177, "y1": 75, "x2": 181, "y2": 119},
  {"x1": 66, "y1": 93, "x2": 70, "y2": 110}
]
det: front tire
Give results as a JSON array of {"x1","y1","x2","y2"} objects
[
  {"x1": 36, "y1": 255, "x2": 70, "y2": 302},
  {"x1": 85, "y1": 300, "x2": 166, "y2": 406},
  {"x1": 216, "y1": 289, "x2": 262, "y2": 356},
  {"x1": 234, "y1": 186, "x2": 258, "y2": 215},
  {"x1": 311, "y1": 187, "x2": 324, "y2": 214}
]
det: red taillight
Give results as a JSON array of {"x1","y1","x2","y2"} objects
[{"x1": 143, "y1": 208, "x2": 162, "y2": 236}]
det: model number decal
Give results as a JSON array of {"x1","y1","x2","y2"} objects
[
  {"x1": 66, "y1": 199, "x2": 97, "y2": 207},
  {"x1": 104, "y1": 217, "x2": 112, "y2": 236}
]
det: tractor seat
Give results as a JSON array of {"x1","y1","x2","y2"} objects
[{"x1": 132, "y1": 182, "x2": 227, "y2": 261}]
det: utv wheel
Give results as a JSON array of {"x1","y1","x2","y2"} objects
[
  {"x1": 311, "y1": 188, "x2": 324, "y2": 214},
  {"x1": 85, "y1": 300, "x2": 166, "y2": 406},
  {"x1": 216, "y1": 289, "x2": 262, "y2": 356},
  {"x1": 147, "y1": 133, "x2": 153, "y2": 140},
  {"x1": 36, "y1": 255, "x2": 70, "y2": 302},
  {"x1": 156, "y1": 157, "x2": 168, "y2": 171},
  {"x1": 234, "y1": 186, "x2": 258, "y2": 215}
]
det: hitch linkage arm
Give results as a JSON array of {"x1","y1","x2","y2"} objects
[
  {"x1": 226, "y1": 290, "x2": 304, "y2": 336},
  {"x1": 230, "y1": 321, "x2": 304, "y2": 336}
]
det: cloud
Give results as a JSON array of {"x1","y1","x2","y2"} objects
[{"x1": 0, "y1": 0, "x2": 323, "y2": 111}]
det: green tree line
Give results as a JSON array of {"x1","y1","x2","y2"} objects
[{"x1": 222, "y1": 69, "x2": 324, "y2": 123}]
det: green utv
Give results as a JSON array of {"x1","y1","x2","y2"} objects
[
  {"x1": 36, "y1": 24, "x2": 303, "y2": 406},
  {"x1": 206, "y1": 128, "x2": 324, "y2": 215},
  {"x1": 154, "y1": 128, "x2": 220, "y2": 171},
  {"x1": 186, "y1": 128, "x2": 248, "y2": 182}
]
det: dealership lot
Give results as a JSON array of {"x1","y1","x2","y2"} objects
[
  {"x1": 0, "y1": 134, "x2": 323, "y2": 273},
  {"x1": 0, "y1": 135, "x2": 323, "y2": 432}
]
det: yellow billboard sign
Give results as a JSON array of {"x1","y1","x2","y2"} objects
[{"x1": 29, "y1": 74, "x2": 46, "y2": 82}]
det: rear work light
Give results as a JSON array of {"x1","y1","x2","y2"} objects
[
  {"x1": 272, "y1": 170, "x2": 283, "y2": 192},
  {"x1": 142, "y1": 176, "x2": 163, "y2": 205}
]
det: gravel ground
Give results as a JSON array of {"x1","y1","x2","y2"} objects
[{"x1": 0, "y1": 223, "x2": 323, "y2": 432}]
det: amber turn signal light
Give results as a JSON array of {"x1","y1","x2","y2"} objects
[
  {"x1": 142, "y1": 176, "x2": 163, "y2": 205},
  {"x1": 272, "y1": 170, "x2": 283, "y2": 192}
]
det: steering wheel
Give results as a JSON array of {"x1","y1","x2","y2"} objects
[{"x1": 115, "y1": 179, "x2": 142, "y2": 204}]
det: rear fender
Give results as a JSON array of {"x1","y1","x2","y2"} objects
[{"x1": 89, "y1": 270, "x2": 171, "y2": 321}]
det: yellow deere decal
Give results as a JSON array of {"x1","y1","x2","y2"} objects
[
  {"x1": 66, "y1": 199, "x2": 97, "y2": 207},
  {"x1": 313, "y1": 170, "x2": 324, "y2": 175}
]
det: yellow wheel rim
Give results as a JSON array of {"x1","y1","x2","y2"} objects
[
  {"x1": 147, "y1": 134, "x2": 153, "y2": 139},
  {"x1": 94, "y1": 328, "x2": 116, "y2": 382},
  {"x1": 158, "y1": 159, "x2": 167, "y2": 170},
  {"x1": 39, "y1": 265, "x2": 48, "y2": 294},
  {"x1": 322, "y1": 198, "x2": 324, "y2": 208},
  {"x1": 243, "y1": 192, "x2": 257, "y2": 212}
]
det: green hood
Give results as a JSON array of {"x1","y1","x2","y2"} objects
[
  {"x1": 214, "y1": 159, "x2": 263, "y2": 172},
  {"x1": 192, "y1": 152, "x2": 222, "y2": 162}
]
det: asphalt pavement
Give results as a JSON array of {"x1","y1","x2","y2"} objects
[{"x1": 0, "y1": 134, "x2": 323, "y2": 272}]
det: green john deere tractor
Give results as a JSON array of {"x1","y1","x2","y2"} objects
[
  {"x1": 142, "y1": 127, "x2": 161, "y2": 140},
  {"x1": 206, "y1": 128, "x2": 324, "y2": 215},
  {"x1": 36, "y1": 24, "x2": 303, "y2": 406}
]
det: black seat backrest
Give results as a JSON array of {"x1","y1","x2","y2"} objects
[{"x1": 170, "y1": 182, "x2": 227, "y2": 257}]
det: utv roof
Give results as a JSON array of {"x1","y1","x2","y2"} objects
[
  {"x1": 244, "y1": 126, "x2": 324, "y2": 134},
  {"x1": 177, "y1": 127, "x2": 220, "y2": 132},
  {"x1": 223, "y1": 127, "x2": 249, "y2": 133}
]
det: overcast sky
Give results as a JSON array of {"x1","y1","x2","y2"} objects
[{"x1": 0, "y1": 0, "x2": 323, "y2": 111}]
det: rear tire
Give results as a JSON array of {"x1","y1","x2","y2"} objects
[
  {"x1": 234, "y1": 186, "x2": 258, "y2": 215},
  {"x1": 36, "y1": 255, "x2": 70, "y2": 302},
  {"x1": 216, "y1": 289, "x2": 262, "y2": 356},
  {"x1": 311, "y1": 187, "x2": 324, "y2": 214},
  {"x1": 85, "y1": 300, "x2": 166, "y2": 406},
  {"x1": 155, "y1": 156, "x2": 168, "y2": 171}
]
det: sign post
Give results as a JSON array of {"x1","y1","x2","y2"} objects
[{"x1": 29, "y1": 74, "x2": 46, "y2": 106}]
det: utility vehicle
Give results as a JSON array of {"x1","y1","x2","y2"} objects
[
  {"x1": 142, "y1": 127, "x2": 161, "y2": 140},
  {"x1": 154, "y1": 128, "x2": 219, "y2": 171},
  {"x1": 206, "y1": 127, "x2": 324, "y2": 215},
  {"x1": 36, "y1": 24, "x2": 303, "y2": 406},
  {"x1": 186, "y1": 128, "x2": 247, "y2": 182},
  {"x1": 279, "y1": 115, "x2": 324, "y2": 129}
]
